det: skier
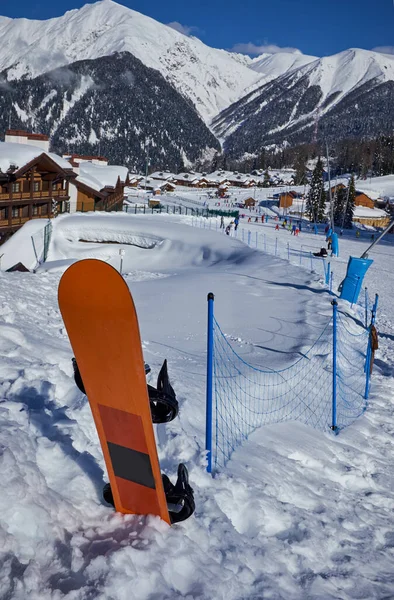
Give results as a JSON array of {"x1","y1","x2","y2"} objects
[
  {"x1": 234, "y1": 216, "x2": 240, "y2": 230},
  {"x1": 220, "y1": 215, "x2": 225, "y2": 229},
  {"x1": 225, "y1": 224, "x2": 231, "y2": 235},
  {"x1": 275, "y1": 223, "x2": 280, "y2": 231}
]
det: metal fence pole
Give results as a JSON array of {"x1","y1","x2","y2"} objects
[
  {"x1": 364, "y1": 294, "x2": 379, "y2": 399},
  {"x1": 364, "y1": 288, "x2": 368, "y2": 329},
  {"x1": 287, "y1": 242, "x2": 290, "y2": 261},
  {"x1": 248, "y1": 230, "x2": 251, "y2": 246},
  {"x1": 206, "y1": 292, "x2": 214, "y2": 474},
  {"x1": 275, "y1": 238, "x2": 278, "y2": 256},
  {"x1": 326, "y1": 261, "x2": 331, "y2": 286},
  {"x1": 331, "y1": 299, "x2": 338, "y2": 431},
  {"x1": 310, "y1": 251, "x2": 313, "y2": 272},
  {"x1": 255, "y1": 231, "x2": 258, "y2": 247},
  {"x1": 330, "y1": 270, "x2": 333, "y2": 295}
]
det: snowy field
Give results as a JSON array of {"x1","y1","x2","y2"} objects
[{"x1": 1, "y1": 212, "x2": 394, "y2": 599}]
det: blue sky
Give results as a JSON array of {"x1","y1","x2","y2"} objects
[{"x1": 1, "y1": 0, "x2": 393, "y2": 57}]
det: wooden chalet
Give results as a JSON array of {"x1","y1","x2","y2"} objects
[
  {"x1": 243, "y1": 197, "x2": 256, "y2": 208},
  {"x1": 74, "y1": 174, "x2": 129, "y2": 212},
  {"x1": 355, "y1": 192, "x2": 374, "y2": 209},
  {"x1": 278, "y1": 192, "x2": 296, "y2": 208},
  {"x1": 0, "y1": 147, "x2": 76, "y2": 239},
  {"x1": 67, "y1": 157, "x2": 129, "y2": 212}
]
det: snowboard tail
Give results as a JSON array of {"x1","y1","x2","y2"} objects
[{"x1": 58, "y1": 259, "x2": 170, "y2": 523}]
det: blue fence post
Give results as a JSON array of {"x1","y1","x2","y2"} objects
[
  {"x1": 325, "y1": 261, "x2": 331, "y2": 286},
  {"x1": 206, "y1": 293, "x2": 214, "y2": 474},
  {"x1": 364, "y1": 294, "x2": 379, "y2": 400},
  {"x1": 330, "y1": 270, "x2": 333, "y2": 295},
  {"x1": 364, "y1": 287, "x2": 368, "y2": 328},
  {"x1": 331, "y1": 299, "x2": 338, "y2": 431},
  {"x1": 248, "y1": 230, "x2": 251, "y2": 246}
]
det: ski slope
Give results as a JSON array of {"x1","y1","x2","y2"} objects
[{"x1": 1, "y1": 212, "x2": 394, "y2": 599}]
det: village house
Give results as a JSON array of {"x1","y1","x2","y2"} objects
[
  {"x1": 277, "y1": 191, "x2": 299, "y2": 209},
  {"x1": 354, "y1": 191, "x2": 375, "y2": 209},
  {"x1": 353, "y1": 207, "x2": 391, "y2": 228},
  {"x1": 172, "y1": 172, "x2": 204, "y2": 187},
  {"x1": 0, "y1": 130, "x2": 76, "y2": 241},
  {"x1": 67, "y1": 156, "x2": 129, "y2": 212}
]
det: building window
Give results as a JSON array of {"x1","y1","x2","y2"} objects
[
  {"x1": 12, "y1": 207, "x2": 19, "y2": 218},
  {"x1": 33, "y1": 205, "x2": 39, "y2": 216},
  {"x1": 33, "y1": 181, "x2": 40, "y2": 192},
  {"x1": 12, "y1": 182, "x2": 20, "y2": 193}
]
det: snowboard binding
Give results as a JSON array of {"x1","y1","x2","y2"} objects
[
  {"x1": 103, "y1": 463, "x2": 195, "y2": 523},
  {"x1": 72, "y1": 358, "x2": 179, "y2": 423},
  {"x1": 72, "y1": 357, "x2": 193, "y2": 523}
]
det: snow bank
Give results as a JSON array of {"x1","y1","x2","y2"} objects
[{"x1": 1, "y1": 211, "x2": 394, "y2": 598}]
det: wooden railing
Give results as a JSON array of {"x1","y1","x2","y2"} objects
[{"x1": 0, "y1": 189, "x2": 66, "y2": 201}]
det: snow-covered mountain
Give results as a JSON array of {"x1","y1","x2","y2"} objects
[
  {"x1": 250, "y1": 51, "x2": 318, "y2": 79},
  {"x1": 0, "y1": 0, "x2": 263, "y2": 123},
  {"x1": 0, "y1": 52, "x2": 220, "y2": 172},
  {"x1": 1, "y1": 2, "x2": 393, "y2": 164},
  {"x1": 213, "y1": 48, "x2": 394, "y2": 156}
]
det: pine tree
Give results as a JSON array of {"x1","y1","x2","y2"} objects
[
  {"x1": 263, "y1": 169, "x2": 270, "y2": 187},
  {"x1": 333, "y1": 185, "x2": 347, "y2": 226},
  {"x1": 317, "y1": 187, "x2": 327, "y2": 223},
  {"x1": 306, "y1": 157, "x2": 324, "y2": 222},
  {"x1": 343, "y1": 175, "x2": 355, "y2": 229}
]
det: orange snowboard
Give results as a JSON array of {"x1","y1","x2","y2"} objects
[{"x1": 58, "y1": 259, "x2": 170, "y2": 524}]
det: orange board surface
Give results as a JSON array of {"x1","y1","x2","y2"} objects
[{"x1": 58, "y1": 259, "x2": 170, "y2": 523}]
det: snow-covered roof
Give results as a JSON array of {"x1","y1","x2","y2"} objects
[
  {"x1": 76, "y1": 162, "x2": 129, "y2": 192},
  {"x1": 173, "y1": 173, "x2": 201, "y2": 184},
  {"x1": 354, "y1": 206, "x2": 388, "y2": 218},
  {"x1": 0, "y1": 141, "x2": 74, "y2": 173},
  {"x1": 150, "y1": 171, "x2": 176, "y2": 181}
]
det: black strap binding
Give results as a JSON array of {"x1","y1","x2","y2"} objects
[
  {"x1": 73, "y1": 357, "x2": 193, "y2": 523},
  {"x1": 103, "y1": 463, "x2": 195, "y2": 524},
  {"x1": 72, "y1": 358, "x2": 179, "y2": 423},
  {"x1": 161, "y1": 464, "x2": 195, "y2": 524}
]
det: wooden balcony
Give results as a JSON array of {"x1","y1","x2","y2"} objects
[{"x1": 0, "y1": 189, "x2": 67, "y2": 202}]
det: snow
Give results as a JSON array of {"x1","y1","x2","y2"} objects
[
  {"x1": 0, "y1": 0, "x2": 262, "y2": 123},
  {"x1": 354, "y1": 175, "x2": 394, "y2": 201},
  {"x1": 1, "y1": 208, "x2": 394, "y2": 598},
  {"x1": 0, "y1": 142, "x2": 73, "y2": 173},
  {"x1": 76, "y1": 162, "x2": 129, "y2": 192},
  {"x1": 353, "y1": 206, "x2": 387, "y2": 218}
]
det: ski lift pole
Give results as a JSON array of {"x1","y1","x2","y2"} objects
[
  {"x1": 326, "y1": 140, "x2": 334, "y2": 230},
  {"x1": 360, "y1": 218, "x2": 394, "y2": 259}
]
